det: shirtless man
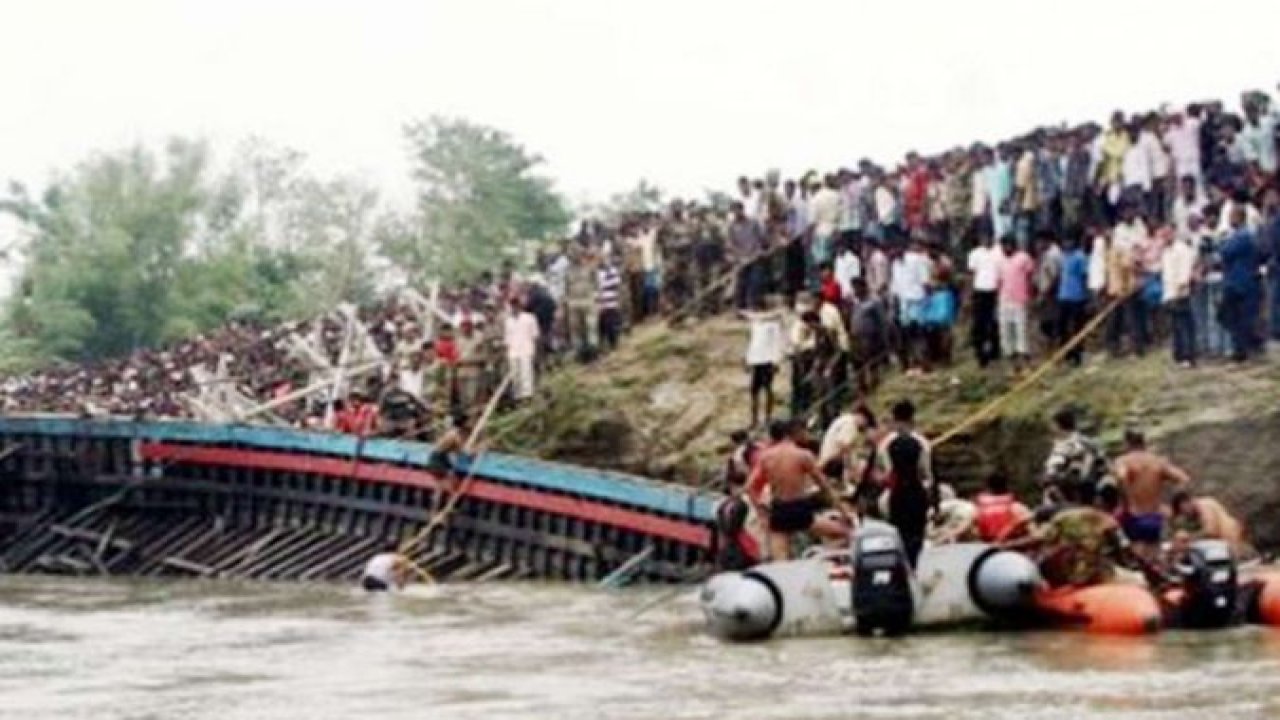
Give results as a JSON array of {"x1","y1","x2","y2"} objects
[
  {"x1": 1170, "y1": 491, "x2": 1245, "y2": 555},
  {"x1": 1113, "y1": 429, "x2": 1191, "y2": 561},
  {"x1": 748, "y1": 418, "x2": 854, "y2": 560},
  {"x1": 429, "y1": 413, "x2": 473, "y2": 495}
]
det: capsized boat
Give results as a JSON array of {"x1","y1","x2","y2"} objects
[{"x1": 699, "y1": 520, "x2": 1042, "y2": 641}]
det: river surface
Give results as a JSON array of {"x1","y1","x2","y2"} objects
[{"x1": 2, "y1": 576, "x2": 1279, "y2": 719}]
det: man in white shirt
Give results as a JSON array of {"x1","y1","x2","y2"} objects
[
  {"x1": 1163, "y1": 110, "x2": 1202, "y2": 188},
  {"x1": 1121, "y1": 125, "x2": 1152, "y2": 212},
  {"x1": 891, "y1": 241, "x2": 933, "y2": 374},
  {"x1": 503, "y1": 297, "x2": 541, "y2": 401},
  {"x1": 1242, "y1": 98, "x2": 1279, "y2": 175},
  {"x1": 1170, "y1": 175, "x2": 1206, "y2": 238},
  {"x1": 833, "y1": 239, "x2": 862, "y2": 300},
  {"x1": 1162, "y1": 227, "x2": 1198, "y2": 368},
  {"x1": 966, "y1": 234, "x2": 1003, "y2": 367},
  {"x1": 809, "y1": 174, "x2": 843, "y2": 280},
  {"x1": 741, "y1": 299, "x2": 786, "y2": 428},
  {"x1": 1140, "y1": 115, "x2": 1173, "y2": 221},
  {"x1": 545, "y1": 245, "x2": 571, "y2": 302},
  {"x1": 1214, "y1": 191, "x2": 1264, "y2": 238},
  {"x1": 866, "y1": 240, "x2": 890, "y2": 298}
]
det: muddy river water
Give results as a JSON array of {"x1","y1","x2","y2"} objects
[{"x1": 2, "y1": 576, "x2": 1279, "y2": 719}]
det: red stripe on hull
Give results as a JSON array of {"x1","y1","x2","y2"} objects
[{"x1": 139, "y1": 442, "x2": 710, "y2": 548}]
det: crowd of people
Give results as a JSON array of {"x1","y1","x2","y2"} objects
[
  {"x1": 3, "y1": 85, "x2": 1279, "y2": 452},
  {"x1": 718, "y1": 400, "x2": 1247, "y2": 597}
]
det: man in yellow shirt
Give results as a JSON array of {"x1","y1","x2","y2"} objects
[{"x1": 1096, "y1": 112, "x2": 1131, "y2": 223}]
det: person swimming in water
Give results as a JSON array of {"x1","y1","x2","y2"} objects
[{"x1": 360, "y1": 542, "x2": 414, "y2": 592}]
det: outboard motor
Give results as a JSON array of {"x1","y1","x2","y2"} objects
[
  {"x1": 851, "y1": 521, "x2": 916, "y2": 636},
  {"x1": 1175, "y1": 539, "x2": 1237, "y2": 629}
]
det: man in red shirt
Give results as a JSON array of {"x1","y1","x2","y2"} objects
[{"x1": 335, "y1": 389, "x2": 379, "y2": 436}]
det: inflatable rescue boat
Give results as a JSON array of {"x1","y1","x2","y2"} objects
[
  {"x1": 702, "y1": 522, "x2": 1280, "y2": 641},
  {"x1": 700, "y1": 521, "x2": 1042, "y2": 640}
]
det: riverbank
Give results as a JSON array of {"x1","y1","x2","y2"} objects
[{"x1": 492, "y1": 315, "x2": 1280, "y2": 549}]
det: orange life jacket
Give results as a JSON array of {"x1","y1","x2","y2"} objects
[{"x1": 975, "y1": 492, "x2": 1017, "y2": 542}]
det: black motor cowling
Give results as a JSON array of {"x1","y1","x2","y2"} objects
[
  {"x1": 1175, "y1": 539, "x2": 1238, "y2": 629},
  {"x1": 851, "y1": 522, "x2": 915, "y2": 636}
]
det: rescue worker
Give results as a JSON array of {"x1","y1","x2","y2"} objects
[
  {"x1": 1002, "y1": 504, "x2": 1133, "y2": 588},
  {"x1": 928, "y1": 485, "x2": 978, "y2": 545},
  {"x1": 1042, "y1": 407, "x2": 1108, "y2": 505},
  {"x1": 876, "y1": 400, "x2": 936, "y2": 568},
  {"x1": 360, "y1": 542, "x2": 414, "y2": 592},
  {"x1": 429, "y1": 413, "x2": 472, "y2": 495},
  {"x1": 748, "y1": 418, "x2": 854, "y2": 561},
  {"x1": 1170, "y1": 491, "x2": 1246, "y2": 556},
  {"x1": 973, "y1": 473, "x2": 1032, "y2": 542},
  {"x1": 1114, "y1": 429, "x2": 1191, "y2": 563},
  {"x1": 711, "y1": 474, "x2": 762, "y2": 571}
]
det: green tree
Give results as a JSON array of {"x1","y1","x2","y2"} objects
[
  {"x1": 2, "y1": 140, "x2": 209, "y2": 360},
  {"x1": 382, "y1": 117, "x2": 570, "y2": 281},
  {"x1": 1, "y1": 138, "x2": 381, "y2": 367}
]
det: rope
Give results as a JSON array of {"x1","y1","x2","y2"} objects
[
  {"x1": 931, "y1": 291, "x2": 1134, "y2": 448},
  {"x1": 397, "y1": 371, "x2": 514, "y2": 581}
]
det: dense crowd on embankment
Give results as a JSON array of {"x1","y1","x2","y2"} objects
[{"x1": 2, "y1": 84, "x2": 1279, "y2": 456}]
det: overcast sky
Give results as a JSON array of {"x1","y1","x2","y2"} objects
[{"x1": 2, "y1": 0, "x2": 1278, "y2": 213}]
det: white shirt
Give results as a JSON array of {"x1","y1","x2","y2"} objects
[
  {"x1": 503, "y1": 311, "x2": 540, "y2": 359},
  {"x1": 1215, "y1": 201, "x2": 1264, "y2": 237},
  {"x1": 1113, "y1": 219, "x2": 1149, "y2": 254},
  {"x1": 819, "y1": 301, "x2": 851, "y2": 353},
  {"x1": 891, "y1": 251, "x2": 931, "y2": 302},
  {"x1": 874, "y1": 186, "x2": 897, "y2": 225},
  {"x1": 546, "y1": 254, "x2": 571, "y2": 300},
  {"x1": 744, "y1": 312, "x2": 786, "y2": 366},
  {"x1": 637, "y1": 228, "x2": 661, "y2": 272},
  {"x1": 362, "y1": 553, "x2": 401, "y2": 586},
  {"x1": 1170, "y1": 193, "x2": 1206, "y2": 238},
  {"x1": 1243, "y1": 113, "x2": 1279, "y2": 174},
  {"x1": 739, "y1": 192, "x2": 760, "y2": 223},
  {"x1": 1141, "y1": 130, "x2": 1171, "y2": 180},
  {"x1": 809, "y1": 187, "x2": 842, "y2": 237},
  {"x1": 1087, "y1": 238, "x2": 1108, "y2": 293},
  {"x1": 834, "y1": 250, "x2": 862, "y2": 298},
  {"x1": 1164, "y1": 117, "x2": 1201, "y2": 178},
  {"x1": 867, "y1": 249, "x2": 890, "y2": 296},
  {"x1": 1161, "y1": 239, "x2": 1197, "y2": 302},
  {"x1": 1121, "y1": 141, "x2": 1152, "y2": 190},
  {"x1": 966, "y1": 245, "x2": 1002, "y2": 292},
  {"x1": 397, "y1": 366, "x2": 425, "y2": 398},
  {"x1": 970, "y1": 167, "x2": 989, "y2": 217},
  {"x1": 819, "y1": 413, "x2": 859, "y2": 465}
]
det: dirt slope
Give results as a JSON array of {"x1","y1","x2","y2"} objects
[{"x1": 492, "y1": 314, "x2": 1280, "y2": 547}]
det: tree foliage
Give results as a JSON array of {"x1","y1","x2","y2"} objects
[
  {"x1": 0, "y1": 138, "x2": 380, "y2": 370},
  {"x1": 380, "y1": 117, "x2": 570, "y2": 281}
]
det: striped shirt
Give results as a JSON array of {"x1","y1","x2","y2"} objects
[{"x1": 597, "y1": 264, "x2": 621, "y2": 310}]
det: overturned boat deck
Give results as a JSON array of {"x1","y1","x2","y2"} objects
[{"x1": 0, "y1": 417, "x2": 719, "y2": 584}]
